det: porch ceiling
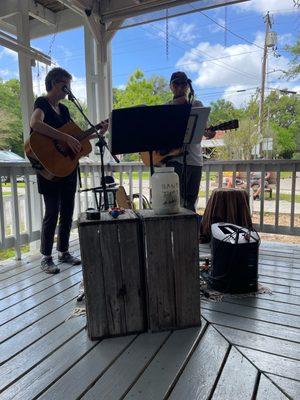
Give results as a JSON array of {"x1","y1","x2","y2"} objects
[
  {"x1": 35, "y1": 0, "x2": 68, "y2": 13},
  {"x1": 0, "y1": 0, "x2": 249, "y2": 39}
]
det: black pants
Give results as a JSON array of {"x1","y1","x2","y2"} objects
[
  {"x1": 167, "y1": 161, "x2": 202, "y2": 212},
  {"x1": 40, "y1": 188, "x2": 76, "y2": 256}
]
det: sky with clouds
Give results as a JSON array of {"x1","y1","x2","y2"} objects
[{"x1": 0, "y1": 0, "x2": 299, "y2": 107}]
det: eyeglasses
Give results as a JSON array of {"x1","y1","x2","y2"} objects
[{"x1": 56, "y1": 80, "x2": 70, "y2": 86}]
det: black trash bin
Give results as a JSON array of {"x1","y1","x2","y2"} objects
[{"x1": 208, "y1": 223, "x2": 260, "y2": 293}]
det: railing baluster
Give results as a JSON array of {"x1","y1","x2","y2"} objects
[
  {"x1": 291, "y1": 168, "x2": 296, "y2": 229},
  {"x1": 83, "y1": 167, "x2": 88, "y2": 210},
  {"x1": 1, "y1": 160, "x2": 300, "y2": 252},
  {"x1": 274, "y1": 169, "x2": 280, "y2": 232},
  {"x1": 129, "y1": 166, "x2": 133, "y2": 200},
  {"x1": 10, "y1": 169, "x2": 21, "y2": 260},
  {"x1": 259, "y1": 165, "x2": 265, "y2": 232},
  {"x1": 24, "y1": 174, "x2": 33, "y2": 240},
  {"x1": 232, "y1": 166, "x2": 237, "y2": 189},
  {"x1": 138, "y1": 165, "x2": 143, "y2": 209},
  {"x1": 205, "y1": 167, "x2": 209, "y2": 205},
  {"x1": 218, "y1": 167, "x2": 223, "y2": 189},
  {"x1": 119, "y1": 165, "x2": 123, "y2": 186},
  {"x1": 246, "y1": 165, "x2": 250, "y2": 195},
  {"x1": 0, "y1": 179, "x2": 5, "y2": 249}
]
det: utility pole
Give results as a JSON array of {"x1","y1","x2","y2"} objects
[{"x1": 258, "y1": 12, "x2": 272, "y2": 157}]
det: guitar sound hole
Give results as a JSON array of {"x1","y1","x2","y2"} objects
[{"x1": 53, "y1": 140, "x2": 68, "y2": 157}]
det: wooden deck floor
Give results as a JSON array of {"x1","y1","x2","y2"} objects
[{"x1": 0, "y1": 239, "x2": 299, "y2": 399}]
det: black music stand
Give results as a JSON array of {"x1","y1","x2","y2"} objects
[{"x1": 110, "y1": 104, "x2": 192, "y2": 175}]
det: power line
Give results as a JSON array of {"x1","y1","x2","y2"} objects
[
  {"x1": 146, "y1": 24, "x2": 259, "y2": 81},
  {"x1": 112, "y1": 49, "x2": 260, "y2": 78},
  {"x1": 189, "y1": 3, "x2": 264, "y2": 50}
]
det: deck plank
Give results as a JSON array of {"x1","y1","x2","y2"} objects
[
  {"x1": 237, "y1": 347, "x2": 300, "y2": 381},
  {"x1": 169, "y1": 326, "x2": 229, "y2": 400},
  {"x1": 124, "y1": 322, "x2": 207, "y2": 400},
  {"x1": 201, "y1": 300, "x2": 300, "y2": 329},
  {"x1": 0, "y1": 300, "x2": 78, "y2": 364},
  {"x1": 256, "y1": 375, "x2": 289, "y2": 399},
  {"x1": 211, "y1": 347, "x2": 258, "y2": 400},
  {"x1": 202, "y1": 309, "x2": 300, "y2": 343},
  {"x1": 267, "y1": 374, "x2": 300, "y2": 400},
  {"x1": 0, "y1": 284, "x2": 80, "y2": 343},
  {"x1": 4, "y1": 334, "x2": 134, "y2": 400},
  {"x1": 80, "y1": 331, "x2": 170, "y2": 400},
  {"x1": 0, "y1": 265, "x2": 82, "y2": 311},
  {"x1": 0, "y1": 317, "x2": 86, "y2": 393},
  {"x1": 221, "y1": 296, "x2": 300, "y2": 317},
  {"x1": 0, "y1": 271, "x2": 82, "y2": 325},
  {"x1": 0, "y1": 241, "x2": 79, "y2": 283},
  {"x1": 0, "y1": 239, "x2": 297, "y2": 399},
  {"x1": 215, "y1": 325, "x2": 300, "y2": 359}
]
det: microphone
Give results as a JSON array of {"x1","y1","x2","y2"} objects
[
  {"x1": 62, "y1": 85, "x2": 75, "y2": 101},
  {"x1": 62, "y1": 85, "x2": 71, "y2": 94}
]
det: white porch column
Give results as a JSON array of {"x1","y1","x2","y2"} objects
[
  {"x1": 16, "y1": 0, "x2": 34, "y2": 141},
  {"x1": 84, "y1": 22, "x2": 113, "y2": 163},
  {"x1": 84, "y1": 24, "x2": 98, "y2": 124},
  {"x1": 94, "y1": 25, "x2": 111, "y2": 123},
  {"x1": 16, "y1": 0, "x2": 41, "y2": 256}
]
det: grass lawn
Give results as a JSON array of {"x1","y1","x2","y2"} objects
[{"x1": 0, "y1": 245, "x2": 30, "y2": 261}]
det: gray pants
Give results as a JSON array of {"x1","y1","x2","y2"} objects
[{"x1": 166, "y1": 161, "x2": 202, "y2": 212}]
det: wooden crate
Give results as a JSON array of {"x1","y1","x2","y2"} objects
[
  {"x1": 137, "y1": 209, "x2": 200, "y2": 332},
  {"x1": 78, "y1": 210, "x2": 146, "y2": 340}
]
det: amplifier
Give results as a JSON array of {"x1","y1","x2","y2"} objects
[{"x1": 209, "y1": 223, "x2": 260, "y2": 293}]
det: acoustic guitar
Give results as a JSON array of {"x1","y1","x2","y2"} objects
[
  {"x1": 140, "y1": 119, "x2": 239, "y2": 167},
  {"x1": 25, "y1": 120, "x2": 107, "y2": 181}
]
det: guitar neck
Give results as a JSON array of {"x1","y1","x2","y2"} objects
[{"x1": 77, "y1": 122, "x2": 102, "y2": 141}]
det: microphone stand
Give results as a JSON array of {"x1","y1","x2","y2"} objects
[{"x1": 65, "y1": 89, "x2": 119, "y2": 211}]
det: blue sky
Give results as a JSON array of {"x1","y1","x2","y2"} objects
[{"x1": 0, "y1": 0, "x2": 299, "y2": 107}]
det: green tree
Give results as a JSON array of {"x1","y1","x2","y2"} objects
[
  {"x1": 284, "y1": 38, "x2": 300, "y2": 79},
  {"x1": 0, "y1": 79, "x2": 23, "y2": 155},
  {"x1": 265, "y1": 90, "x2": 298, "y2": 128},
  {"x1": 209, "y1": 99, "x2": 244, "y2": 126},
  {"x1": 273, "y1": 125, "x2": 296, "y2": 159},
  {"x1": 215, "y1": 119, "x2": 259, "y2": 160},
  {"x1": 114, "y1": 69, "x2": 171, "y2": 109}
]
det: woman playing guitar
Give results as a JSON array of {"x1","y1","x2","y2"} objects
[
  {"x1": 29, "y1": 67, "x2": 108, "y2": 274},
  {"x1": 166, "y1": 71, "x2": 215, "y2": 212}
]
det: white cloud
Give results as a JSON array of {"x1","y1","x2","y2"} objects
[
  {"x1": 0, "y1": 69, "x2": 17, "y2": 78},
  {"x1": 1, "y1": 47, "x2": 18, "y2": 60},
  {"x1": 222, "y1": 85, "x2": 258, "y2": 107},
  {"x1": 175, "y1": 32, "x2": 299, "y2": 106},
  {"x1": 151, "y1": 21, "x2": 198, "y2": 44},
  {"x1": 236, "y1": 0, "x2": 297, "y2": 14},
  {"x1": 278, "y1": 33, "x2": 294, "y2": 46},
  {"x1": 71, "y1": 76, "x2": 87, "y2": 102}
]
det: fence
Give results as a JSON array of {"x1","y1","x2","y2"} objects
[{"x1": 0, "y1": 160, "x2": 299, "y2": 259}]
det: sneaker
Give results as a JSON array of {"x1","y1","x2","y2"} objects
[
  {"x1": 58, "y1": 252, "x2": 81, "y2": 265},
  {"x1": 41, "y1": 257, "x2": 60, "y2": 274}
]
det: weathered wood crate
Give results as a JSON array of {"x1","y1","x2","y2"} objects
[
  {"x1": 78, "y1": 210, "x2": 146, "y2": 340},
  {"x1": 137, "y1": 209, "x2": 200, "y2": 332}
]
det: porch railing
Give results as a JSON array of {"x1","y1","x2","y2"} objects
[{"x1": 0, "y1": 160, "x2": 299, "y2": 259}]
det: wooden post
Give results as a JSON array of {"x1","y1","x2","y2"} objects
[{"x1": 137, "y1": 209, "x2": 200, "y2": 332}]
